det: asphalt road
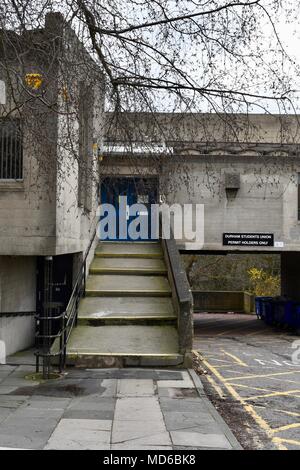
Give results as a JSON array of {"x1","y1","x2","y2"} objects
[{"x1": 193, "y1": 313, "x2": 300, "y2": 450}]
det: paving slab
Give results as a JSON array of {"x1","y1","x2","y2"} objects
[
  {"x1": 117, "y1": 379, "x2": 155, "y2": 397},
  {"x1": 0, "y1": 417, "x2": 59, "y2": 449},
  {"x1": 112, "y1": 422, "x2": 171, "y2": 446},
  {"x1": 170, "y1": 431, "x2": 232, "y2": 449},
  {"x1": 111, "y1": 444, "x2": 173, "y2": 450},
  {"x1": 159, "y1": 397, "x2": 209, "y2": 413},
  {"x1": 0, "y1": 385, "x2": 27, "y2": 394},
  {"x1": 63, "y1": 409, "x2": 114, "y2": 420},
  {"x1": 0, "y1": 396, "x2": 29, "y2": 408},
  {"x1": 100, "y1": 379, "x2": 118, "y2": 397},
  {"x1": 158, "y1": 387, "x2": 199, "y2": 398},
  {"x1": 114, "y1": 397, "x2": 163, "y2": 422},
  {"x1": 6, "y1": 349, "x2": 36, "y2": 366},
  {"x1": 157, "y1": 374, "x2": 194, "y2": 388},
  {"x1": 9, "y1": 365, "x2": 36, "y2": 377},
  {"x1": 0, "y1": 407, "x2": 13, "y2": 424},
  {"x1": 66, "y1": 369, "x2": 184, "y2": 380},
  {"x1": 0, "y1": 432, "x2": 46, "y2": 450},
  {"x1": 11, "y1": 405, "x2": 64, "y2": 420},
  {"x1": 0, "y1": 371, "x2": 13, "y2": 379},
  {"x1": 28, "y1": 396, "x2": 72, "y2": 408},
  {"x1": 0, "y1": 365, "x2": 16, "y2": 372},
  {"x1": 112, "y1": 395, "x2": 171, "y2": 448},
  {"x1": 163, "y1": 411, "x2": 216, "y2": 431},
  {"x1": 45, "y1": 418, "x2": 112, "y2": 450},
  {"x1": 67, "y1": 396, "x2": 116, "y2": 412}
]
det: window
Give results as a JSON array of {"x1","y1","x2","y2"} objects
[{"x1": 0, "y1": 119, "x2": 23, "y2": 180}]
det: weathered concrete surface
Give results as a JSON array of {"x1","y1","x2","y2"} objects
[
  {"x1": 0, "y1": 256, "x2": 36, "y2": 355},
  {"x1": 85, "y1": 274, "x2": 172, "y2": 296},
  {"x1": 65, "y1": 324, "x2": 179, "y2": 355},
  {"x1": 0, "y1": 366, "x2": 241, "y2": 450},
  {"x1": 78, "y1": 296, "x2": 175, "y2": 320},
  {"x1": 89, "y1": 257, "x2": 167, "y2": 274},
  {"x1": 105, "y1": 112, "x2": 300, "y2": 145},
  {"x1": 0, "y1": 13, "x2": 103, "y2": 257},
  {"x1": 65, "y1": 240, "x2": 182, "y2": 367},
  {"x1": 95, "y1": 242, "x2": 163, "y2": 258},
  {"x1": 86, "y1": 274, "x2": 171, "y2": 296}
]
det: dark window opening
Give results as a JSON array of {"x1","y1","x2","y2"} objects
[
  {"x1": 78, "y1": 83, "x2": 93, "y2": 210},
  {"x1": 298, "y1": 173, "x2": 300, "y2": 220},
  {"x1": 0, "y1": 119, "x2": 23, "y2": 180}
]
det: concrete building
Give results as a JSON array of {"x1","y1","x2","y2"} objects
[
  {"x1": 102, "y1": 112, "x2": 300, "y2": 304},
  {"x1": 1, "y1": 14, "x2": 300, "y2": 361},
  {"x1": 0, "y1": 13, "x2": 104, "y2": 355}
]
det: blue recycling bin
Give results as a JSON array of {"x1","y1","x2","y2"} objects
[
  {"x1": 255, "y1": 297, "x2": 300, "y2": 333},
  {"x1": 289, "y1": 304, "x2": 300, "y2": 331},
  {"x1": 283, "y1": 301, "x2": 295, "y2": 327},
  {"x1": 261, "y1": 298, "x2": 274, "y2": 325},
  {"x1": 272, "y1": 300, "x2": 287, "y2": 326},
  {"x1": 255, "y1": 296, "x2": 273, "y2": 319}
]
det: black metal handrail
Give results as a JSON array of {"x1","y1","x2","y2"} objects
[{"x1": 35, "y1": 226, "x2": 98, "y2": 377}]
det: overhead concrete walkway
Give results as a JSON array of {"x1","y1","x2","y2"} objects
[{"x1": 59, "y1": 242, "x2": 183, "y2": 367}]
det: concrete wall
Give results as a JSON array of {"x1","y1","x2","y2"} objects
[
  {"x1": 100, "y1": 155, "x2": 300, "y2": 252},
  {"x1": 0, "y1": 256, "x2": 36, "y2": 312},
  {"x1": 0, "y1": 315, "x2": 35, "y2": 357},
  {"x1": 193, "y1": 290, "x2": 255, "y2": 313},
  {"x1": 0, "y1": 256, "x2": 36, "y2": 355},
  {"x1": 162, "y1": 157, "x2": 298, "y2": 251},
  {"x1": 105, "y1": 112, "x2": 300, "y2": 145}
]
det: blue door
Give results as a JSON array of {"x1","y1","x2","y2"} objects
[{"x1": 100, "y1": 177, "x2": 158, "y2": 241}]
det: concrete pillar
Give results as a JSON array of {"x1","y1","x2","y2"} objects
[{"x1": 281, "y1": 252, "x2": 300, "y2": 301}]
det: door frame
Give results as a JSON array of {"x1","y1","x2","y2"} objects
[{"x1": 99, "y1": 175, "x2": 159, "y2": 241}]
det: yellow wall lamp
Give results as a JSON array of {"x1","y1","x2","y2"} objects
[{"x1": 25, "y1": 73, "x2": 43, "y2": 90}]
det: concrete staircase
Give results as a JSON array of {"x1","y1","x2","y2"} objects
[{"x1": 64, "y1": 242, "x2": 183, "y2": 367}]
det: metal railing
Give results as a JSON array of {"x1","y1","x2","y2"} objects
[{"x1": 35, "y1": 227, "x2": 98, "y2": 378}]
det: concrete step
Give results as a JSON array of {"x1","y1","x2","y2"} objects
[
  {"x1": 89, "y1": 257, "x2": 167, "y2": 275},
  {"x1": 95, "y1": 242, "x2": 163, "y2": 259},
  {"x1": 85, "y1": 274, "x2": 172, "y2": 297},
  {"x1": 62, "y1": 325, "x2": 182, "y2": 368},
  {"x1": 78, "y1": 297, "x2": 176, "y2": 325}
]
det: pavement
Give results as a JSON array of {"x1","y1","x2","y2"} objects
[
  {"x1": 0, "y1": 364, "x2": 241, "y2": 450},
  {"x1": 193, "y1": 312, "x2": 300, "y2": 450}
]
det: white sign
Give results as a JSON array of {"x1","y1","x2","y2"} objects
[
  {"x1": 0, "y1": 80, "x2": 5, "y2": 104},
  {"x1": 274, "y1": 241, "x2": 284, "y2": 248}
]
